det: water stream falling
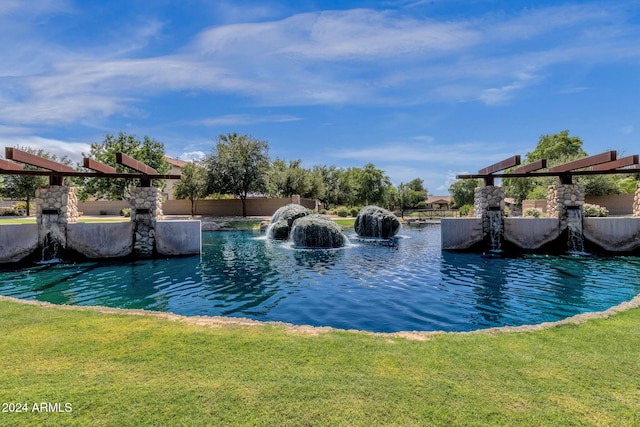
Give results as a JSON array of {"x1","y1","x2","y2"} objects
[
  {"x1": 566, "y1": 207, "x2": 585, "y2": 254},
  {"x1": 486, "y1": 209, "x2": 503, "y2": 252},
  {"x1": 39, "y1": 213, "x2": 64, "y2": 263}
]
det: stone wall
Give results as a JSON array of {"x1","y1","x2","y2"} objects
[
  {"x1": 474, "y1": 185, "x2": 505, "y2": 237},
  {"x1": 34, "y1": 186, "x2": 78, "y2": 258},
  {"x1": 633, "y1": 183, "x2": 640, "y2": 217},
  {"x1": 546, "y1": 184, "x2": 584, "y2": 228},
  {"x1": 129, "y1": 187, "x2": 163, "y2": 257}
]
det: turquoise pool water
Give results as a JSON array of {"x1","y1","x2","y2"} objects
[{"x1": 1, "y1": 226, "x2": 638, "y2": 333}]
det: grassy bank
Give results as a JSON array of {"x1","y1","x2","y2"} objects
[{"x1": 1, "y1": 300, "x2": 639, "y2": 426}]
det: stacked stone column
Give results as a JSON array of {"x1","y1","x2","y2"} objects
[
  {"x1": 129, "y1": 187, "x2": 163, "y2": 257},
  {"x1": 633, "y1": 183, "x2": 640, "y2": 216},
  {"x1": 35, "y1": 186, "x2": 79, "y2": 254},
  {"x1": 546, "y1": 184, "x2": 584, "y2": 228},
  {"x1": 474, "y1": 185, "x2": 505, "y2": 237}
]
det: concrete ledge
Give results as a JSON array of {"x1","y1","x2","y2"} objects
[
  {"x1": 583, "y1": 217, "x2": 640, "y2": 252},
  {"x1": 67, "y1": 222, "x2": 133, "y2": 258},
  {"x1": 0, "y1": 224, "x2": 38, "y2": 263},
  {"x1": 155, "y1": 220, "x2": 201, "y2": 256},
  {"x1": 441, "y1": 218, "x2": 483, "y2": 250},
  {"x1": 504, "y1": 218, "x2": 561, "y2": 250}
]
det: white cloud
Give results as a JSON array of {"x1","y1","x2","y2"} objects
[
  {"x1": 0, "y1": 138, "x2": 90, "y2": 163},
  {"x1": 198, "y1": 114, "x2": 301, "y2": 126},
  {"x1": 1, "y1": 2, "x2": 639, "y2": 126},
  {"x1": 179, "y1": 151, "x2": 206, "y2": 161}
]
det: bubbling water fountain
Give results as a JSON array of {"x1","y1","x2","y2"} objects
[
  {"x1": 290, "y1": 214, "x2": 349, "y2": 248},
  {"x1": 354, "y1": 205, "x2": 401, "y2": 239}
]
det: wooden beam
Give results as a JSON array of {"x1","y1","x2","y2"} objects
[
  {"x1": 478, "y1": 155, "x2": 521, "y2": 175},
  {"x1": 0, "y1": 158, "x2": 24, "y2": 171},
  {"x1": 590, "y1": 154, "x2": 639, "y2": 171},
  {"x1": 548, "y1": 151, "x2": 616, "y2": 173},
  {"x1": 509, "y1": 159, "x2": 547, "y2": 174},
  {"x1": 116, "y1": 153, "x2": 158, "y2": 174},
  {"x1": 83, "y1": 158, "x2": 118, "y2": 174},
  {"x1": 5, "y1": 147, "x2": 75, "y2": 172}
]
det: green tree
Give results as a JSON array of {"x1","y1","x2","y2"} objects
[
  {"x1": 0, "y1": 148, "x2": 73, "y2": 216},
  {"x1": 355, "y1": 163, "x2": 392, "y2": 206},
  {"x1": 406, "y1": 178, "x2": 428, "y2": 207},
  {"x1": 173, "y1": 162, "x2": 208, "y2": 216},
  {"x1": 394, "y1": 182, "x2": 410, "y2": 218},
  {"x1": 525, "y1": 130, "x2": 587, "y2": 162},
  {"x1": 205, "y1": 133, "x2": 270, "y2": 217},
  {"x1": 449, "y1": 179, "x2": 481, "y2": 208},
  {"x1": 505, "y1": 130, "x2": 587, "y2": 204},
  {"x1": 267, "y1": 159, "x2": 312, "y2": 198},
  {"x1": 80, "y1": 132, "x2": 170, "y2": 200}
]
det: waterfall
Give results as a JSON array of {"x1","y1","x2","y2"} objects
[
  {"x1": 39, "y1": 213, "x2": 64, "y2": 263},
  {"x1": 566, "y1": 207, "x2": 585, "y2": 254},
  {"x1": 486, "y1": 208, "x2": 503, "y2": 252}
]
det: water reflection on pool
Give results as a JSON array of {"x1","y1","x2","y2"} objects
[{"x1": 1, "y1": 226, "x2": 639, "y2": 333}]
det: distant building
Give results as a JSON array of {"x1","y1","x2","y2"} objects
[
  {"x1": 425, "y1": 196, "x2": 453, "y2": 210},
  {"x1": 163, "y1": 156, "x2": 189, "y2": 200}
]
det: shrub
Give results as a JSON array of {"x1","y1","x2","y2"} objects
[
  {"x1": 458, "y1": 204, "x2": 474, "y2": 216},
  {"x1": 504, "y1": 206, "x2": 511, "y2": 217},
  {"x1": 336, "y1": 207, "x2": 349, "y2": 218},
  {"x1": 349, "y1": 207, "x2": 360, "y2": 217},
  {"x1": 416, "y1": 201, "x2": 427, "y2": 209},
  {"x1": 99, "y1": 210, "x2": 108, "y2": 215},
  {"x1": 1, "y1": 208, "x2": 18, "y2": 216},
  {"x1": 319, "y1": 209, "x2": 327, "y2": 215},
  {"x1": 583, "y1": 203, "x2": 609, "y2": 217},
  {"x1": 120, "y1": 208, "x2": 131, "y2": 218},
  {"x1": 524, "y1": 208, "x2": 542, "y2": 218}
]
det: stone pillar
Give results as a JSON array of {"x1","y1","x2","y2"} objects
[
  {"x1": 35, "y1": 185, "x2": 79, "y2": 260},
  {"x1": 129, "y1": 187, "x2": 164, "y2": 257},
  {"x1": 292, "y1": 194, "x2": 301, "y2": 205},
  {"x1": 633, "y1": 183, "x2": 640, "y2": 217},
  {"x1": 474, "y1": 185, "x2": 505, "y2": 237},
  {"x1": 546, "y1": 184, "x2": 584, "y2": 229}
]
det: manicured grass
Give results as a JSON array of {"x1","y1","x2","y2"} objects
[
  {"x1": 226, "y1": 220, "x2": 263, "y2": 230},
  {"x1": 332, "y1": 218, "x2": 355, "y2": 229},
  {"x1": 0, "y1": 217, "x2": 128, "y2": 225},
  {"x1": 0, "y1": 300, "x2": 638, "y2": 426}
]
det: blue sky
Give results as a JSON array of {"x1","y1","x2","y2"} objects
[{"x1": 1, "y1": 0, "x2": 639, "y2": 194}]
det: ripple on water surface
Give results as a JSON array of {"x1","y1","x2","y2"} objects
[{"x1": 1, "y1": 227, "x2": 639, "y2": 333}]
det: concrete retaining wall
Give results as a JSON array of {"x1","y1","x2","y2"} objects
[
  {"x1": 503, "y1": 218, "x2": 561, "y2": 250},
  {"x1": 1, "y1": 220, "x2": 202, "y2": 263},
  {"x1": 441, "y1": 218, "x2": 483, "y2": 250},
  {"x1": 0, "y1": 224, "x2": 38, "y2": 262},
  {"x1": 583, "y1": 217, "x2": 640, "y2": 252},
  {"x1": 155, "y1": 221, "x2": 201, "y2": 256},
  {"x1": 67, "y1": 222, "x2": 133, "y2": 258}
]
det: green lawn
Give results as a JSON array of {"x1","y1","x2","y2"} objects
[
  {"x1": 0, "y1": 217, "x2": 129, "y2": 225},
  {"x1": 0, "y1": 299, "x2": 638, "y2": 426}
]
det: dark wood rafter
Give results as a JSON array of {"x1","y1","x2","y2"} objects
[
  {"x1": 476, "y1": 155, "x2": 521, "y2": 186},
  {"x1": 478, "y1": 155, "x2": 521, "y2": 175},
  {"x1": 116, "y1": 153, "x2": 159, "y2": 187},
  {"x1": 83, "y1": 158, "x2": 117, "y2": 174},
  {"x1": 0, "y1": 158, "x2": 24, "y2": 171},
  {"x1": 590, "y1": 155, "x2": 639, "y2": 171},
  {"x1": 548, "y1": 151, "x2": 616, "y2": 173},
  {"x1": 1, "y1": 147, "x2": 180, "y2": 186},
  {"x1": 457, "y1": 150, "x2": 640, "y2": 184},
  {"x1": 509, "y1": 159, "x2": 547, "y2": 174}
]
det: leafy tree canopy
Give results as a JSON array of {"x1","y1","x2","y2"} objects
[
  {"x1": 205, "y1": 133, "x2": 270, "y2": 217},
  {"x1": 449, "y1": 178, "x2": 481, "y2": 207},
  {"x1": 80, "y1": 132, "x2": 170, "y2": 201},
  {"x1": 525, "y1": 130, "x2": 587, "y2": 163},
  {"x1": 173, "y1": 161, "x2": 208, "y2": 216}
]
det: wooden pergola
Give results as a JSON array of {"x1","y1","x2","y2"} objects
[
  {"x1": 457, "y1": 150, "x2": 640, "y2": 185},
  {"x1": 0, "y1": 147, "x2": 180, "y2": 186}
]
